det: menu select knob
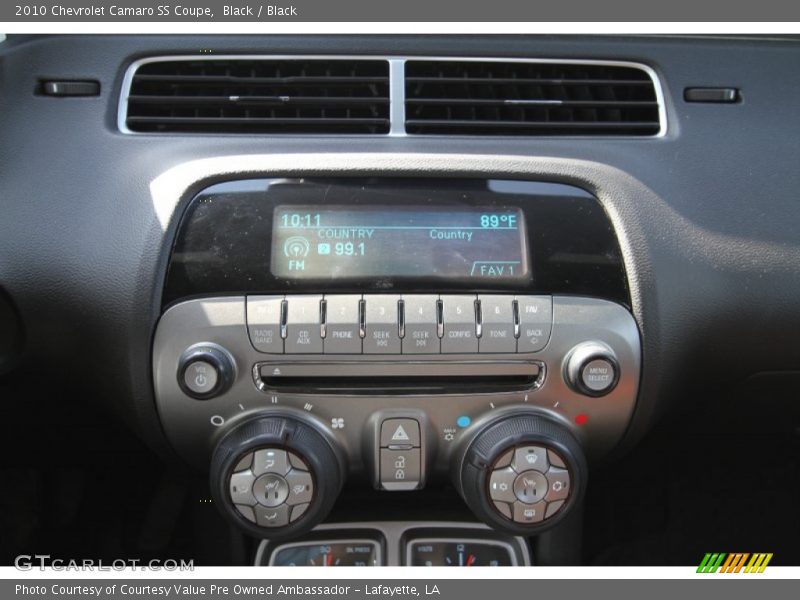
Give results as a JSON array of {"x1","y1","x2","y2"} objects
[
  {"x1": 565, "y1": 342, "x2": 620, "y2": 397},
  {"x1": 177, "y1": 343, "x2": 236, "y2": 400}
]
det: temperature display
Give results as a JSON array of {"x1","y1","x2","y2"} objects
[{"x1": 271, "y1": 205, "x2": 529, "y2": 281}]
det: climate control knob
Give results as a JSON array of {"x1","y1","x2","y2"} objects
[
  {"x1": 210, "y1": 415, "x2": 344, "y2": 539},
  {"x1": 454, "y1": 413, "x2": 586, "y2": 535}
]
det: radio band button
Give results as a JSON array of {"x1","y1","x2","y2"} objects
[{"x1": 246, "y1": 296, "x2": 284, "y2": 354}]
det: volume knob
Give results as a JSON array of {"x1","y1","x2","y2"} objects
[{"x1": 177, "y1": 343, "x2": 236, "y2": 400}]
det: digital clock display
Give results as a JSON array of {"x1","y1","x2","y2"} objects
[{"x1": 270, "y1": 205, "x2": 529, "y2": 281}]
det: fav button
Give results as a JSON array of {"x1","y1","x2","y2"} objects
[{"x1": 515, "y1": 296, "x2": 553, "y2": 353}]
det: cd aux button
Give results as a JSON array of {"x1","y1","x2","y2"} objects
[
  {"x1": 285, "y1": 295, "x2": 323, "y2": 354},
  {"x1": 363, "y1": 294, "x2": 401, "y2": 354}
]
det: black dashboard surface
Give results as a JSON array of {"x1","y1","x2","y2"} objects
[{"x1": 1, "y1": 34, "x2": 800, "y2": 460}]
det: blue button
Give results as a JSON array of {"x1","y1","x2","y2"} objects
[{"x1": 456, "y1": 415, "x2": 471, "y2": 428}]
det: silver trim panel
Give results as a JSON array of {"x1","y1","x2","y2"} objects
[{"x1": 118, "y1": 55, "x2": 667, "y2": 138}]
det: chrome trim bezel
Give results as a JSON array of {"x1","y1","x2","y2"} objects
[{"x1": 117, "y1": 55, "x2": 667, "y2": 138}]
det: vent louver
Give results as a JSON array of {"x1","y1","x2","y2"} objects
[
  {"x1": 124, "y1": 59, "x2": 390, "y2": 134},
  {"x1": 405, "y1": 60, "x2": 661, "y2": 136}
]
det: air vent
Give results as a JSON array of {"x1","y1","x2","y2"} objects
[
  {"x1": 405, "y1": 60, "x2": 661, "y2": 136},
  {"x1": 124, "y1": 59, "x2": 390, "y2": 134}
]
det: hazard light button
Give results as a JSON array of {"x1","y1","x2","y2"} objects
[{"x1": 380, "y1": 418, "x2": 421, "y2": 448}]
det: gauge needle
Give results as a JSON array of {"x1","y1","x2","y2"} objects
[
  {"x1": 325, "y1": 553, "x2": 333, "y2": 567},
  {"x1": 466, "y1": 554, "x2": 477, "y2": 567}
]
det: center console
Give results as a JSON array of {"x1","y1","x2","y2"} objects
[{"x1": 152, "y1": 177, "x2": 640, "y2": 549}]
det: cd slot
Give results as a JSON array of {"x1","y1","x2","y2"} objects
[{"x1": 254, "y1": 360, "x2": 543, "y2": 394}]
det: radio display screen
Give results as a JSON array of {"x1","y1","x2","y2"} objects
[{"x1": 270, "y1": 205, "x2": 529, "y2": 282}]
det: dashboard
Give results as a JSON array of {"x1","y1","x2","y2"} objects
[{"x1": 1, "y1": 34, "x2": 799, "y2": 566}]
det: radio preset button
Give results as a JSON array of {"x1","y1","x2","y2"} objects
[
  {"x1": 401, "y1": 295, "x2": 440, "y2": 354},
  {"x1": 478, "y1": 295, "x2": 516, "y2": 353},
  {"x1": 441, "y1": 295, "x2": 479, "y2": 353},
  {"x1": 285, "y1": 295, "x2": 323, "y2": 354},
  {"x1": 363, "y1": 294, "x2": 401, "y2": 354},
  {"x1": 516, "y1": 296, "x2": 553, "y2": 353},
  {"x1": 323, "y1": 295, "x2": 362, "y2": 354},
  {"x1": 246, "y1": 296, "x2": 284, "y2": 354}
]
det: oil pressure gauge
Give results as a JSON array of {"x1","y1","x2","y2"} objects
[{"x1": 270, "y1": 541, "x2": 380, "y2": 566}]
